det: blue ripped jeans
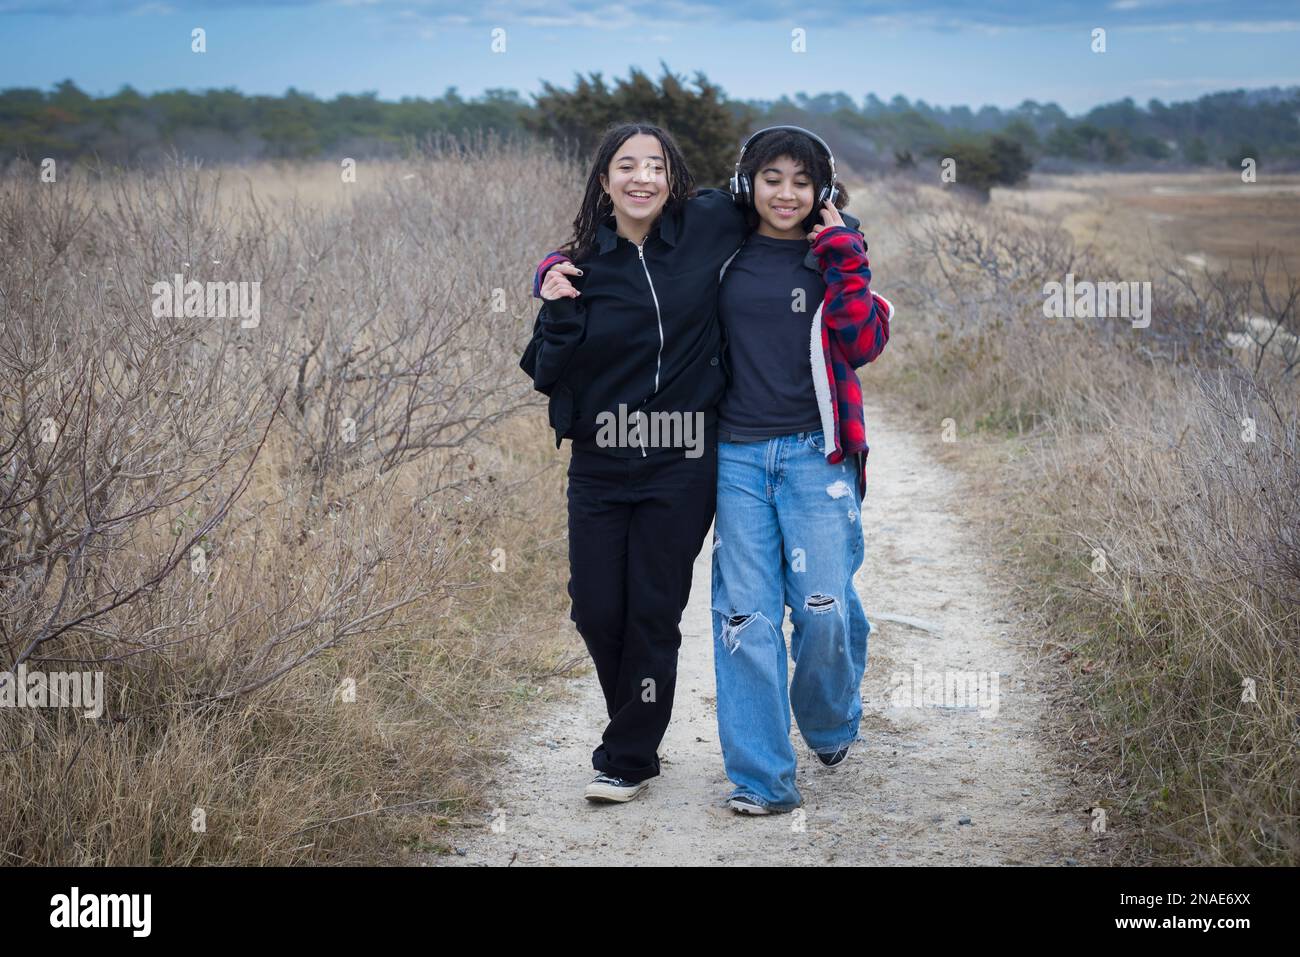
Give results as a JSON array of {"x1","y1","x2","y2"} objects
[{"x1": 710, "y1": 428, "x2": 871, "y2": 810}]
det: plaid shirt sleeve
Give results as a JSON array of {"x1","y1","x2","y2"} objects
[
  {"x1": 533, "y1": 251, "x2": 572, "y2": 299},
  {"x1": 811, "y1": 225, "x2": 891, "y2": 368}
]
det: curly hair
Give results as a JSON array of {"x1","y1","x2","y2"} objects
[{"x1": 737, "y1": 128, "x2": 850, "y2": 231}]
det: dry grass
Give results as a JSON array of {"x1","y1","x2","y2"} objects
[
  {"x1": 853, "y1": 171, "x2": 1299, "y2": 864},
  {"x1": 0, "y1": 138, "x2": 586, "y2": 864},
  {"x1": 1001, "y1": 171, "x2": 1300, "y2": 296},
  {"x1": 7, "y1": 142, "x2": 1293, "y2": 867}
]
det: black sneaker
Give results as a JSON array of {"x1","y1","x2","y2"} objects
[
  {"x1": 727, "y1": 794, "x2": 774, "y2": 815},
  {"x1": 816, "y1": 745, "x2": 850, "y2": 767},
  {"x1": 584, "y1": 773, "x2": 648, "y2": 803}
]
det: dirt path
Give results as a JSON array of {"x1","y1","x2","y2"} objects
[{"x1": 436, "y1": 398, "x2": 1101, "y2": 866}]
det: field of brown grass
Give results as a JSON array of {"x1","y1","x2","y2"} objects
[
  {"x1": 994, "y1": 171, "x2": 1300, "y2": 289},
  {"x1": 0, "y1": 143, "x2": 584, "y2": 864},
  {"x1": 3, "y1": 149, "x2": 1295, "y2": 866},
  {"x1": 853, "y1": 169, "x2": 1299, "y2": 864}
]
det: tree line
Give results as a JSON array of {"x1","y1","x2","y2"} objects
[{"x1": 4, "y1": 65, "x2": 1296, "y2": 189}]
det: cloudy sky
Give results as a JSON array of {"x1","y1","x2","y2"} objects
[{"x1": 1, "y1": 1, "x2": 1297, "y2": 113}]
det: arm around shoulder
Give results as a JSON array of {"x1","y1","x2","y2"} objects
[{"x1": 686, "y1": 187, "x2": 749, "y2": 248}]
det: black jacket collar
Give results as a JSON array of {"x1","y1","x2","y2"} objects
[{"x1": 595, "y1": 201, "x2": 681, "y2": 254}]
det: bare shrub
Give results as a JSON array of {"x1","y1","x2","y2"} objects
[
  {"x1": 0, "y1": 137, "x2": 578, "y2": 864},
  {"x1": 872, "y1": 175, "x2": 1300, "y2": 863}
]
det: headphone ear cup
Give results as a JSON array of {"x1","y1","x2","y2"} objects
[{"x1": 738, "y1": 173, "x2": 753, "y2": 209}]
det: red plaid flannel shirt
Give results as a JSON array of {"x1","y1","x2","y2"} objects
[{"x1": 806, "y1": 224, "x2": 893, "y2": 464}]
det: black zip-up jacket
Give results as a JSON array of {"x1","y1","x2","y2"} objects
[{"x1": 519, "y1": 188, "x2": 747, "y2": 456}]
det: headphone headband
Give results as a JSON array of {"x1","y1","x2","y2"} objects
[
  {"x1": 734, "y1": 125, "x2": 837, "y2": 181},
  {"x1": 729, "y1": 125, "x2": 839, "y2": 214}
]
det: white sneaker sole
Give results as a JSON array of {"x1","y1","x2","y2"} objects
[
  {"x1": 585, "y1": 781, "x2": 648, "y2": 803},
  {"x1": 727, "y1": 798, "x2": 774, "y2": 815}
]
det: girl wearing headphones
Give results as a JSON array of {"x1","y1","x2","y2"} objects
[{"x1": 710, "y1": 127, "x2": 891, "y2": 814}]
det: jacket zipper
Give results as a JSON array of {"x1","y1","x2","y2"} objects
[{"x1": 635, "y1": 238, "x2": 663, "y2": 458}]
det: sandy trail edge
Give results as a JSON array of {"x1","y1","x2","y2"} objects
[{"x1": 432, "y1": 398, "x2": 1104, "y2": 866}]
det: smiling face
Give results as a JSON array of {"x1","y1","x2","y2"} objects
[
  {"x1": 752, "y1": 154, "x2": 816, "y2": 239},
  {"x1": 599, "y1": 133, "x2": 670, "y2": 235}
]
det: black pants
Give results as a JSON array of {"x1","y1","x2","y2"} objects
[{"x1": 565, "y1": 432, "x2": 718, "y2": 783}]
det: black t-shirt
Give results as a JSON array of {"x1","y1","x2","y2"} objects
[{"x1": 717, "y1": 233, "x2": 827, "y2": 441}]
